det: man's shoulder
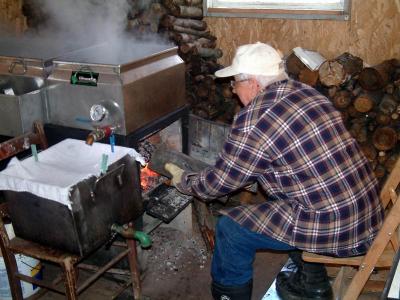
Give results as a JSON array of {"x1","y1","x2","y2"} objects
[{"x1": 267, "y1": 79, "x2": 320, "y2": 96}]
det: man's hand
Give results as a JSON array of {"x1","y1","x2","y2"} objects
[{"x1": 164, "y1": 163, "x2": 184, "y2": 186}]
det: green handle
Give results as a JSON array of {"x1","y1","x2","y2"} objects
[
  {"x1": 134, "y1": 231, "x2": 152, "y2": 248},
  {"x1": 111, "y1": 224, "x2": 152, "y2": 248}
]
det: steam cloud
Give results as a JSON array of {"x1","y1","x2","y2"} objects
[{"x1": 19, "y1": 0, "x2": 173, "y2": 61}]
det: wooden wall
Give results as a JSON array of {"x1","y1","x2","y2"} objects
[
  {"x1": 0, "y1": 0, "x2": 27, "y2": 34},
  {"x1": 205, "y1": 0, "x2": 400, "y2": 66}
]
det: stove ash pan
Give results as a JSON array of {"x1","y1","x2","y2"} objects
[
  {"x1": 46, "y1": 44, "x2": 186, "y2": 135},
  {"x1": 5, "y1": 155, "x2": 143, "y2": 256}
]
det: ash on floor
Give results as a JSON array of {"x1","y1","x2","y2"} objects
[
  {"x1": 146, "y1": 227, "x2": 208, "y2": 275},
  {"x1": 140, "y1": 225, "x2": 213, "y2": 300}
]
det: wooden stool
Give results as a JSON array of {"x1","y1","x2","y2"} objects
[{"x1": 0, "y1": 121, "x2": 143, "y2": 299}]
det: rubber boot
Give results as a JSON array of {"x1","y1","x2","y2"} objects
[
  {"x1": 211, "y1": 280, "x2": 252, "y2": 300},
  {"x1": 276, "y1": 251, "x2": 333, "y2": 300},
  {"x1": 288, "y1": 250, "x2": 303, "y2": 268}
]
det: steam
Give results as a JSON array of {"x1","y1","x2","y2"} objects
[
  {"x1": 31, "y1": 0, "x2": 130, "y2": 43},
  {"x1": 13, "y1": 0, "x2": 172, "y2": 62},
  {"x1": 23, "y1": 0, "x2": 171, "y2": 48}
]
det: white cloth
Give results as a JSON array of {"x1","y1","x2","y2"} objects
[{"x1": 0, "y1": 139, "x2": 145, "y2": 209}]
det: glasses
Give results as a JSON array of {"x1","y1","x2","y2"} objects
[{"x1": 230, "y1": 79, "x2": 249, "y2": 89}]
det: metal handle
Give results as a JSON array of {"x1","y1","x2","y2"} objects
[
  {"x1": 90, "y1": 163, "x2": 125, "y2": 202},
  {"x1": 74, "y1": 65, "x2": 94, "y2": 80},
  {"x1": 9, "y1": 59, "x2": 27, "y2": 75}
]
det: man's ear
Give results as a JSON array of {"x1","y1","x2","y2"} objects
[{"x1": 250, "y1": 77, "x2": 262, "y2": 92}]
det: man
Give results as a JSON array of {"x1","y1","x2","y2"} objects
[{"x1": 165, "y1": 42, "x2": 383, "y2": 300}]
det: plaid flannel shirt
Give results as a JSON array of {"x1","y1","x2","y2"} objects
[{"x1": 178, "y1": 79, "x2": 383, "y2": 257}]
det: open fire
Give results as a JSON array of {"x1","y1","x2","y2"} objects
[{"x1": 140, "y1": 164, "x2": 164, "y2": 193}]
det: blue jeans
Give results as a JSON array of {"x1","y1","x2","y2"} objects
[{"x1": 211, "y1": 216, "x2": 296, "y2": 286}]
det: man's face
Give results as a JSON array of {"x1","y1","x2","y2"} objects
[{"x1": 232, "y1": 77, "x2": 260, "y2": 106}]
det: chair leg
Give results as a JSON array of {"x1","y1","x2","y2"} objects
[
  {"x1": 0, "y1": 215, "x2": 23, "y2": 300},
  {"x1": 127, "y1": 238, "x2": 142, "y2": 300},
  {"x1": 332, "y1": 266, "x2": 352, "y2": 300},
  {"x1": 61, "y1": 257, "x2": 78, "y2": 300},
  {"x1": 1, "y1": 250, "x2": 24, "y2": 300},
  {"x1": 343, "y1": 196, "x2": 400, "y2": 300}
]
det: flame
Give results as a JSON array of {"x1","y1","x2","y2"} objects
[{"x1": 140, "y1": 164, "x2": 160, "y2": 191}]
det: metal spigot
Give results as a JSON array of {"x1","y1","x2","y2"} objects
[
  {"x1": 111, "y1": 223, "x2": 152, "y2": 248},
  {"x1": 85, "y1": 126, "x2": 114, "y2": 146}
]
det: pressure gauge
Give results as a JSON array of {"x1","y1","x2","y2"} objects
[{"x1": 89, "y1": 104, "x2": 107, "y2": 122}]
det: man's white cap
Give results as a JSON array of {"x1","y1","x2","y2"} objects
[{"x1": 215, "y1": 42, "x2": 284, "y2": 78}]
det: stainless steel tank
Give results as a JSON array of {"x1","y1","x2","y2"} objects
[
  {"x1": 46, "y1": 40, "x2": 186, "y2": 135},
  {"x1": 0, "y1": 37, "x2": 95, "y2": 136}
]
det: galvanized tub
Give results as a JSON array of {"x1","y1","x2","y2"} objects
[{"x1": 0, "y1": 139, "x2": 143, "y2": 256}]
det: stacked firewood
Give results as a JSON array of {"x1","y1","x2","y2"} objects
[
  {"x1": 137, "y1": 0, "x2": 239, "y2": 123},
  {"x1": 287, "y1": 52, "x2": 400, "y2": 184}
]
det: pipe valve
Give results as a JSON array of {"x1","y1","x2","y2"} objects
[{"x1": 111, "y1": 223, "x2": 152, "y2": 248}]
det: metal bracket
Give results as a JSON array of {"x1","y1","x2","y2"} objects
[
  {"x1": 90, "y1": 163, "x2": 125, "y2": 202},
  {"x1": 9, "y1": 59, "x2": 27, "y2": 75}
]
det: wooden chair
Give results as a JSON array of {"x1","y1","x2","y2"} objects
[
  {"x1": 302, "y1": 157, "x2": 400, "y2": 300},
  {"x1": 0, "y1": 121, "x2": 142, "y2": 300}
]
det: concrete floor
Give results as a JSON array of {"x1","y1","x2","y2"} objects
[
  {"x1": 31, "y1": 218, "x2": 288, "y2": 300},
  {"x1": 13, "y1": 205, "x2": 382, "y2": 300}
]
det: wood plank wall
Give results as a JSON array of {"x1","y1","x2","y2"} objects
[
  {"x1": 0, "y1": 0, "x2": 27, "y2": 34},
  {"x1": 205, "y1": 0, "x2": 400, "y2": 66}
]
